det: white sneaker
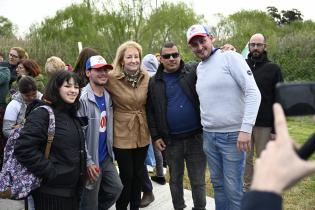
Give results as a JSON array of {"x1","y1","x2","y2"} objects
[
  {"x1": 163, "y1": 167, "x2": 167, "y2": 175},
  {"x1": 147, "y1": 165, "x2": 154, "y2": 172}
]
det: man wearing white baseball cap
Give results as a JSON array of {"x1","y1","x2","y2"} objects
[
  {"x1": 78, "y1": 55, "x2": 123, "y2": 210},
  {"x1": 187, "y1": 24, "x2": 261, "y2": 210}
]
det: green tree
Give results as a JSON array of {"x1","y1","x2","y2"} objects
[
  {"x1": 267, "y1": 6, "x2": 303, "y2": 25},
  {"x1": 26, "y1": 1, "x2": 102, "y2": 66},
  {"x1": 214, "y1": 9, "x2": 315, "y2": 81},
  {"x1": 140, "y1": 2, "x2": 203, "y2": 60},
  {"x1": 0, "y1": 16, "x2": 15, "y2": 38},
  {"x1": 215, "y1": 10, "x2": 277, "y2": 50},
  {"x1": 281, "y1": 9, "x2": 303, "y2": 24},
  {"x1": 26, "y1": 0, "x2": 203, "y2": 65},
  {"x1": 268, "y1": 21, "x2": 315, "y2": 81}
]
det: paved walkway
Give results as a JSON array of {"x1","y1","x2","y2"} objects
[
  {"x1": 0, "y1": 199, "x2": 23, "y2": 210},
  {"x1": 109, "y1": 181, "x2": 215, "y2": 209},
  {"x1": 0, "y1": 181, "x2": 215, "y2": 210}
]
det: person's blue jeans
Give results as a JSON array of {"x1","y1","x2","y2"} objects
[{"x1": 203, "y1": 131, "x2": 245, "y2": 210}]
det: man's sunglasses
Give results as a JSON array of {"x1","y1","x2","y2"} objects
[{"x1": 161, "y1": 52, "x2": 180, "y2": 59}]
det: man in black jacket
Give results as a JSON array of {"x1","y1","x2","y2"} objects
[
  {"x1": 244, "y1": 33, "x2": 284, "y2": 191},
  {"x1": 147, "y1": 42, "x2": 206, "y2": 210}
]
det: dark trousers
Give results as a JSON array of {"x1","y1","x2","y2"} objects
[
  {"x1": 166, "y1": 133, "x2": 207, "y2": 210},
  {"x1": 80, "y1": 156, "x2": 123, "y2": 210},
  {"x1": 32, "y1": 191, "x2": 79, "y2": 210},
  {"x1": 142, "y1": 164, "x2": 153, "y2": 193},
  {"x1": 153, "y1": 143, "x2": 164, "y2": 177},
  {"x1": 114, "y1": 146, "x2": 148, "y2": 210}
]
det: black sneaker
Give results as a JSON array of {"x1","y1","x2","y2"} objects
[{"x1": 151, "y1": 176, "x2": 166, "y2": 185}]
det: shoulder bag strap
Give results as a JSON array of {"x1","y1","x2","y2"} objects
[{"x1": 38, "y1": 105, "x2": 56, "y2": 159}]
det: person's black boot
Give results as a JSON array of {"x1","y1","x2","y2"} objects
[
  {"x1": 151, "y1": 176, "x2": 166, "y2": 185},
  {"x1": 139, "y1": 191, "x2": 155, "y2": 208}
]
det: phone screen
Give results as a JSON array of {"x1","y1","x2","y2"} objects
[{"x1": 276, "y1": 82, "x2": 315, "y2": 116}]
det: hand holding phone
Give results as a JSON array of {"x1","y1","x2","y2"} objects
[{"x1": 276, "y1": 82, "x2": 315, "y2": 159}]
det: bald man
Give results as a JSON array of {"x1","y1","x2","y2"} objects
[{"x1": 243, "y1": 33, "x2": 284, "y2": 191}]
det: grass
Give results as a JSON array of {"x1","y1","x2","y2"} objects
[
  {"x1": 283, "y1": 116, "x2": 315, "y2": 210},
  {"x1": 176, "y1": 116, "x2": 315, "y2": 209}
]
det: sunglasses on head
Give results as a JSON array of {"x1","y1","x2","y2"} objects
[{"x1": 161, "y1": 52, "x2": 180, "y2": 59}]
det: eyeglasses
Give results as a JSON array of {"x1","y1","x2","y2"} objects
[
  {"x1": 161, "y1": 52, "x2": 180, "y2": 59},
  {"x1": 248, "y1": 43, "x2": 265, "y2": 48},
  {"x1": 9, "y1": 53, "x2": 19, "y2": 59},
  {"x1": 17, "y1": 65, "x2": 25, "y2": 70}
]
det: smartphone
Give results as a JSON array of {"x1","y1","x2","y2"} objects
[
  {"x1": 275, "y1": 82, "x2": 315, "y2": 116},
  {"x1": 297, "y1": 133, "x2": 315, "y2": 160}
]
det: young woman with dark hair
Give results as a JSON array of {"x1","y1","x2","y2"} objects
[
  {"x1": 14, "y1": 71, "x2": 86, "y2": 210},
  {"x1": 3, "y1": 76, "x2": 42, "y2": 138}
]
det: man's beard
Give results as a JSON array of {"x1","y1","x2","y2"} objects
[{"x1": 251, "y1": 51, "x2": 263, "y2": 59}]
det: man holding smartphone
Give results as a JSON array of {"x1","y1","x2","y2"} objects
[{"x1": 243, "y1": 33, "x2": 284, "y2": 191}]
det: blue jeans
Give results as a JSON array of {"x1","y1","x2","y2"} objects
[{"x1": 203, "y1": 131, "x2": 245, "y2": 210}]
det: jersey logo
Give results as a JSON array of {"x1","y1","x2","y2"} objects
[{"x1": 99, "y1": 111, "x2": 107, "y2": 132}]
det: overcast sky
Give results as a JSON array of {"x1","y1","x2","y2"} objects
[{"x1": 0, "y1": 0, "x2": 313, "y2": 37}]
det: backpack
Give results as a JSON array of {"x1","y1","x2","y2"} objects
[{"x1": 0, "y1": 105, "x2": 55, "y2": 200}]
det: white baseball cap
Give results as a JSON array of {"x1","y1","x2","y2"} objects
[
  {"x1": 86, "y1": 55, "x2": 113, "y2": 70},
  {"x1": 186, "y1": 24, "x2": 209, "y2": 44}
]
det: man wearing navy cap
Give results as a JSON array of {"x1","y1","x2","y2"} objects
[
  {"x1": 187, "y1": 24, "x2": 261, "y2": 210},
  {"x1": 78, "y1": 55, "x2": 123, "y2": 210}
]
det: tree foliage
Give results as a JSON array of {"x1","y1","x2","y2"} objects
[
  {"x1": 215, "y1": 10, "x2": 277, "y2": 51},
  {"x1": 267, "y1": 6, "x2": 303, "y2": 25},
  {"x1": 2, "y1": 3, "x2": 315, "y2": 82},
  {"x1": 217, "y1": 8, "x2": 315, "y2": 81},
  {"x1": 0, "y1": 16, "x2": 15, "y2": 38},
  {"x1": 25, "y1": 0, "x2": 203, "y2": 65}
]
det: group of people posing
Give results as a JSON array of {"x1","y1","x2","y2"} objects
[{"x1": 0, "y1": 23, "x2": 285, "y2": 210}]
